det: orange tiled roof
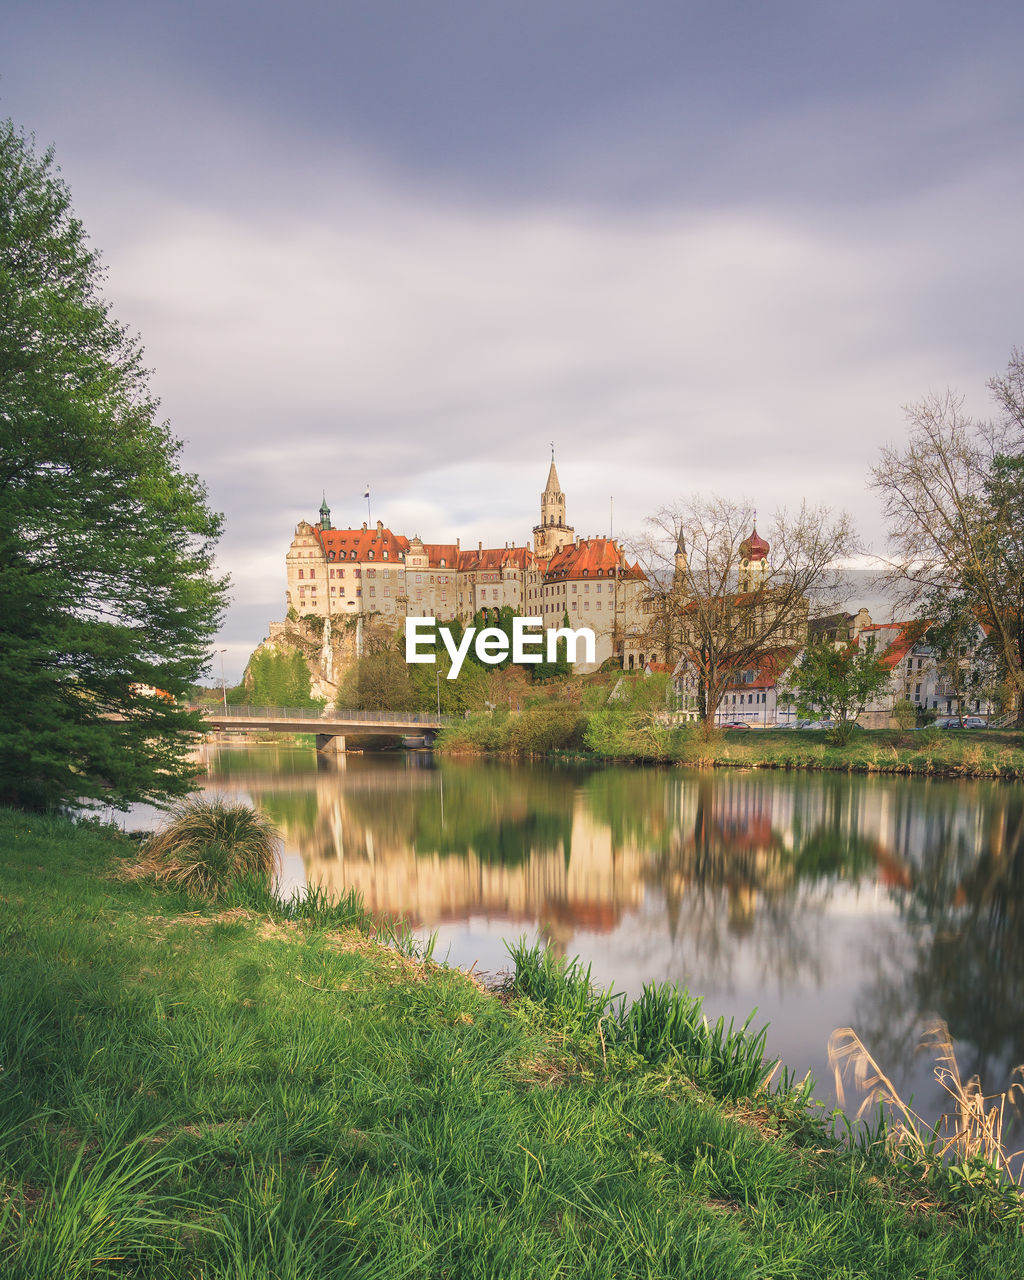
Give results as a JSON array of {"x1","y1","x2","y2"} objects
[
  {"x1": 543, "y1": 537, "x2": 646, "y2": 583},
  {"x1": 421, "y1": 544, "x2": 459, "y2": 568},
  {"x1": 457, "y1": 546, "x2": 538, "y2": 573},
  {"x1": 722, "y1": 645, "x2": 801, "y2": 690},
  {"x1": 856, "y1": 620, "x2": 930, "y2": 670},
  {"x1": 315, "y1": 526, "x2": 409, "y2": 562}
]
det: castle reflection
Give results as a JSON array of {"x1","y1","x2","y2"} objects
[{"x1": 199, "y1": 746, "x2": 1024, "y2": 1129}]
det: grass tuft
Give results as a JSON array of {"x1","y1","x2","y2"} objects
[
  {"x1": 509, "y1": 942, "x2": 780, "y2": 1101},
  {"x1": 134, "y1": 798, "x2": 281, "y2": 901}
]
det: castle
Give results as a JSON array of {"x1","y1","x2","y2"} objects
[{"x1": 283, "y1": 458, "x2": 649, "y2": 672}]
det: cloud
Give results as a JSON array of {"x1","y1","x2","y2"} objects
[{"x1": 24, "y1": 65, "x2": 1018, "y2": 678}]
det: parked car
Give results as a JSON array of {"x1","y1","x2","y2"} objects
[
  {"x1": 721, "y1": 721, "x2": 751, "y2": 730},
  {"x1": 932, "y1": 716, "x2": 988, "y2": 729}
]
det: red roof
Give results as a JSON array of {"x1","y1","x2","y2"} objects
[
  {"x1": 457, "y1": 546, "x2": 537, "y2": 573},
  {"x1": 543, "y1": 537, "x2": 646, "y2": 583},
  {"x1": 421, "y1": 543, "x2": 459, "y2": 568},
  {"x1": 855, "y1": 620, "x2": 930, "y2": 670},
  {"x1": 740, "y1": 525, "x2": 769, "y2": 561},
  {"x1": 315, "y1": 525, "x2": 409, "y2": 562},
  {"x1": 722, "y1": 646, "x2": 800, "y2": 690}
]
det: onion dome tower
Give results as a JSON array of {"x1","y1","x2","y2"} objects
[{"x1": 738, "y1": 519, "x2": 769, "y2": 593}]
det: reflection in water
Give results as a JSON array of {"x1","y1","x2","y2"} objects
[{"x1": 197, "y1": 746, "x2": 1024, "y2": 1138}]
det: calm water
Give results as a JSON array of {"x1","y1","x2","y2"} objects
[{"x1": 172, "y1": 745, "x2": 1024, "y2": 1137}]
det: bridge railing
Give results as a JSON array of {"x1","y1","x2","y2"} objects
[{"x1": 192, "y1": 704, "x2": 450, "y2": 726}]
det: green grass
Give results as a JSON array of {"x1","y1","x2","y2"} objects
[
  {"x1": 2, "y1": 808, "x2": 1024, "y2": 1277},
  {"x1": 440, "y1": 711, "x2": 1024, "y2": 778}
]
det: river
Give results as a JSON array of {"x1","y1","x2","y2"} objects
[{"x1": 147, "y1": 744, "x2": 1024, "y2": 1142}]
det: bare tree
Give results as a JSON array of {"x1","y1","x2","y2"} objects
[
  {"x1": 870, "y1": 366, "x2": 1024, "y2": 722},
  {"x1": 633, "y1": 497, "x2": 855, "y2": 736}
]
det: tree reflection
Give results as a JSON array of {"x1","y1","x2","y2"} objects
[{"x1": 855, "y1": 785, "x2": 1024, "y2": 1100}]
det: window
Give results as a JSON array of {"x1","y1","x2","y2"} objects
[{"x1": 298, "y1": 569, "x2": 304, "y2": 579}]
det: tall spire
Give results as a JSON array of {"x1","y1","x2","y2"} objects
[
  {"x1": 319, "y1": 492, "x2": 331, "y2": 530},
  {"x1": 545, "y1": 457, "x2": 561, "y2": 495}
]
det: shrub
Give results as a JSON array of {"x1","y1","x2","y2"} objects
[
  {"x1": 892, "y1": 700, "x2": 917, "y2": 730},
  {"x1": 139, "y1": 799, "x2": 281, "y2": 901},
  {"x1": 507, "y1": 704, "x2": 587, "y2": 754}
]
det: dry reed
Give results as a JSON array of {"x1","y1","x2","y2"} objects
[{"x1": 828, "y1": 1021, "x2": 1024, "y2": 1189}]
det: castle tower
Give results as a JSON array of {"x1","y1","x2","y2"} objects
[
  {"x1": 532, "y1": 453, "x2": 575, "y2": 558},
  {"x1": 319, "y1": 493, "x2": 331, "y2": 530},
  {"x1": 737, "y1": 520, "x2": 769, "y2": 594}
]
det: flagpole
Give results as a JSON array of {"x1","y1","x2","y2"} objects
[{"x1": 365, "y1": 485, "x2": 371, "y2": 524}]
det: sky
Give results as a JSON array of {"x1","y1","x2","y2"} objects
[{"x1": 4, "y1": 1, "x2": 1024, "y2": 679}]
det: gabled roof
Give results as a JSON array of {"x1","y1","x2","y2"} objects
[
  {"x1": 856, "y1": 619, "x2": 931, "y2": 670},
  {"x1": 543, "y1": 537, "x2": 646, "y2": 582},
  {"x1": 315, "y1": 526, "x2": 409, "y2": 561}
]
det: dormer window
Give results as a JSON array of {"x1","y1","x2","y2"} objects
[
  {"x1": 368, "y1": 550, "x2": 374, "y2": 559},
  {"x1": 350, "y1": 551, "x2": 356, "y2": 559}
]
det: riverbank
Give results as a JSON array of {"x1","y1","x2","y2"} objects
[
  {"x1": 2, "y1": 808, "x2": 1023, "y2": 1278},
  {"x1": 437, "y1": 707, "x2": 1024, "y2": 778}
]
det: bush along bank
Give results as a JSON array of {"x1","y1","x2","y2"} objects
[
  {"x1": 3, "y1": 807, "x2": 1024, "y2": 1278},
  {"x1": 435, "y1": 702, "x2": 1024, "y2": 779}
]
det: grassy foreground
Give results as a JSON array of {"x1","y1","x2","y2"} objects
[{"x1": 2, "y1": 811, "x2": 1024, "y2": 1278}]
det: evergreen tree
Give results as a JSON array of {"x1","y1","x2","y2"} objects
[{"x1": 0, "y1": 121, "x2": 228, "y2": 810}]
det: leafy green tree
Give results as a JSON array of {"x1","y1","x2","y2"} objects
[
  {"x1": 245, "y1": 649, "x2": 322, "y2": 708},
  {"x1": 532, "y1": 610, "x2": 572, "y2": 682},
  {"x1": 0, "y1": 120, "x2": 227, "y2": 811},
  {"x1": 783, "y1": 643, "x2": 891, "y2": 745}
]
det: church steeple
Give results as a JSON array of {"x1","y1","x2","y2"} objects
[
  {"x1": 319, "y1": 493, "x2": 331, "y2": 530},
  {"x1": 533, "y1": 449, "x2": 574, "y2": 558}
]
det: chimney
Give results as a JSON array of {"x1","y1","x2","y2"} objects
[
  {"x1": 376, "y1": 519, "x2": 383, "y2": 535},
  {"x1": 478, "y1": 541, "x2": 482, "y2": 552},
  {"x1": 362, "y1": 522, "x2": 367, "y2": 531}
]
